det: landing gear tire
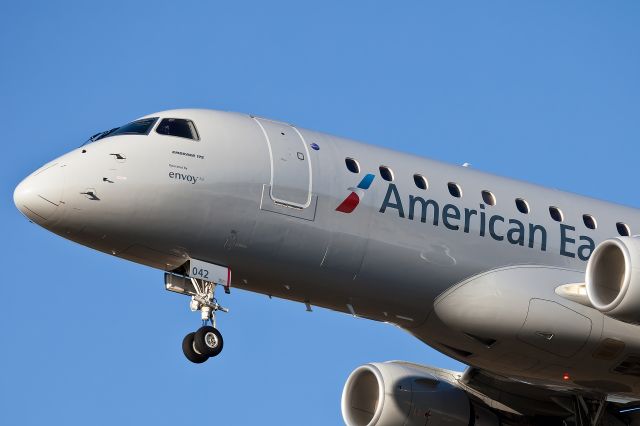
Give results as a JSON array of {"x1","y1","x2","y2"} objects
[
  {"x1": 182, "y1": 332, "x2": 208, "y2": 364},
  {"x1": 194, "y1": 326, "x2": 224, "y2": 357}
]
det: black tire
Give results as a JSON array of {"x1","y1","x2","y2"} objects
[
  {"x1": 182, "y1": 332, "x2": 208, "y2": 364},
  {"x1": 194, "y1": 326, "x2": 224, "y2": 357}
]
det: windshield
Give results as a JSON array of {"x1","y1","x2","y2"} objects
[
  {"x1": 109, "y1": 117, "x2": 158, "y2": 137},
  {"x1": 85, "y1": 117, "x2": 159, "y2": 144}
]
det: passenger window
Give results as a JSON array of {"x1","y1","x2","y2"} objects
[
  {"x1": 481, "y1": 190, "x2": 496, "y2": 206},
  {"x1": 583, "y1": 214, "x2": 597, "y2": 230},
  {"x1": 617, "y1": 222, "x2": 631, "y2": 237},
  {"x1": 515, "y1": 198, "x2": 529, "y2": 214},
  {"x1": 345, "y1": 158, "x2": 360, "y2": 173},
  {"x1": 156, "y1": 118, "x2": 199, "y2": 140},
  {"x1": 448, "y1": 182, "x2": 462, "y2": 198},
  {"x1": 549, "y1": 206, "x2": 563, "y2": 222},
  {"x1": 413, "y1": 174, "x2": 428, "y2": 190},
  {"x1": 379, "y1": 166, "x2": 394, "y2": 182}
]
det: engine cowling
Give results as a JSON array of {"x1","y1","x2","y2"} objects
[
  {"x1": 341, "y1": 362, "x2": 499, "y2": 426},
  {"x1": 586, "y1": 237, "x2": 640, "y2": 323}
]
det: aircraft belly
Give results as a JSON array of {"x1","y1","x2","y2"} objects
[{"x1": 404, "y1": 265, "x2": 640, "y2": 395}]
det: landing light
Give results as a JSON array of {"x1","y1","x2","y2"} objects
[{"x1": 562, "y1": 373, "x2": 570, "y2": 381}]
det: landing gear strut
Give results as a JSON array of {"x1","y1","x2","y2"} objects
[
  {"x1": 165, "y1": 271, "x2": 230, "y2": 364},
  {"x1": 569, "y1": 395, "x2": 606, "y2": 426}
]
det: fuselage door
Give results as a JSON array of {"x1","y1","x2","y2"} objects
[{"x1": 254, "y1": 117, "x2": 312, "y2": 208}]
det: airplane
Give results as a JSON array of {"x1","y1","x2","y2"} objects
[{"x1": 12, "y1": 108, "x2": 640, "y2": 425}]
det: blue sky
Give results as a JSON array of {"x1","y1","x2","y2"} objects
[{"x1": 2, "y1": 1, "x2": 640, "y2": 424}]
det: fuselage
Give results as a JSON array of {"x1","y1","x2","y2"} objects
[{"x1": 14, "y1": 109, "x2": 640, "y2": 397}]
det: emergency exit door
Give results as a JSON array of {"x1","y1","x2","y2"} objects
[{"x1": 254, "y1": 117, "x2": 312, "y2": 208}]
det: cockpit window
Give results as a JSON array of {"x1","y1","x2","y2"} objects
[
  {"x1": 88, "y1": 118, "x2": 158, "y2": 144},
  {"x1": 84, "y1": 117, "x2": 159, "y2": 145},
  {"x1": 109, "y1": 117, "x2": 158, "y2": 137},
  {"x1": 155, "y1": 118, "x2": 200, "y2": 140}
]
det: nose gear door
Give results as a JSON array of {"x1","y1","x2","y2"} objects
[{"x1": 253, "y1": 117, "x2": 312, "y2": 208}]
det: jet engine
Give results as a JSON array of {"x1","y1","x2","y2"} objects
[
  {"x1": 586, "y1": 237, "x2": 640, "y2": 323},
  {"x1": 341, "y1": 362, "x2": 499, "y2": 426}
]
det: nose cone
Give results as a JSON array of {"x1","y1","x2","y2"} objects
[{"x1": 14, "y1": 163, "x2": 65, "y2": 224}]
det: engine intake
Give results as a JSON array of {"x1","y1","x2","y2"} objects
[
  {"x1": 586, "y1": 237, "x2": 640, "y2": 323},
  {"x1": 341, "y1": 362, "x2": 498, "y2": 426}
]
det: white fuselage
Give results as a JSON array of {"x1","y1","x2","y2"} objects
[{"x1": 14, "y1": 109, "x2": 640, "y2": 398}]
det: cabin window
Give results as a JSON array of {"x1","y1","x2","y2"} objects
[
  {"x1": 413, "y1": 174, "x2": 428, "y2": 190},
  {"x1": 345, "y1": 158, "x2": 360, "y2": 174},
  {"x1": 481, "y1": 190, "x2": 496, "y2": 206},
  {"x1": 617, "y1": 222, "x2": 631, "y2": 237},
  {"x1": 583, "y1": 214, "x2": 597, "y2": 230},
  {"x1": 379, "y1": 166, "x2": 394, "y2": 182},
  {"x1": 156, "y1": 118, "x2": 200, "y2": 140},
  {"x1": 515, "y1": 198, "x2": 529, "y2": 214},
  {"x1": 448, "y1": 182, "x2": 462, "y2": 198},
  {"x1": 549, "y1": 206, "x2": 563, "y2": 222}
]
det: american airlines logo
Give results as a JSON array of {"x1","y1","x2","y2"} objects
[
  {"x1": 379, "y1": 183, "x2": 596, "y2": 261},
  {"x1": 336, "y1": 174, "x2": 375, "y2": 213},
  {"x1": 335, "y1": 172, "x2": 596, "y2": 261}
]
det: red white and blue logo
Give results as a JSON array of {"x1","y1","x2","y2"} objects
[{"x1": 336, "y1": 174, "x2": 375, "y2": 213}]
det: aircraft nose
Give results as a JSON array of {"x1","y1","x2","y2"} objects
[{"x1": 14, "y1": 163, "x2": 65, "y2": 223}]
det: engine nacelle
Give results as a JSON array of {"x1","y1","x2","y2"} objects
[
  {"x1": 586, "y1": 237, "x2": 640, "y2": 323},
  {"x1": 341, "y1": 362, "x2": 499, "y2": 426}
]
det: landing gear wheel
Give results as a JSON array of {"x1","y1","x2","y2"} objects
[
  {"x1": 194, "y1": 326, "x2": 224, "y2": 357},
  {"x1": 182, "y1": 332, "x2": 208, "y2": 364}
]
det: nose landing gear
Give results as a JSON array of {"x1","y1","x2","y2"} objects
[
  {"x1": 182, "y1": 277, "x2": 228, "y2": 363},
  {"x1": 165, "y1": 267, "x2": 230, "y2": 364}
]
